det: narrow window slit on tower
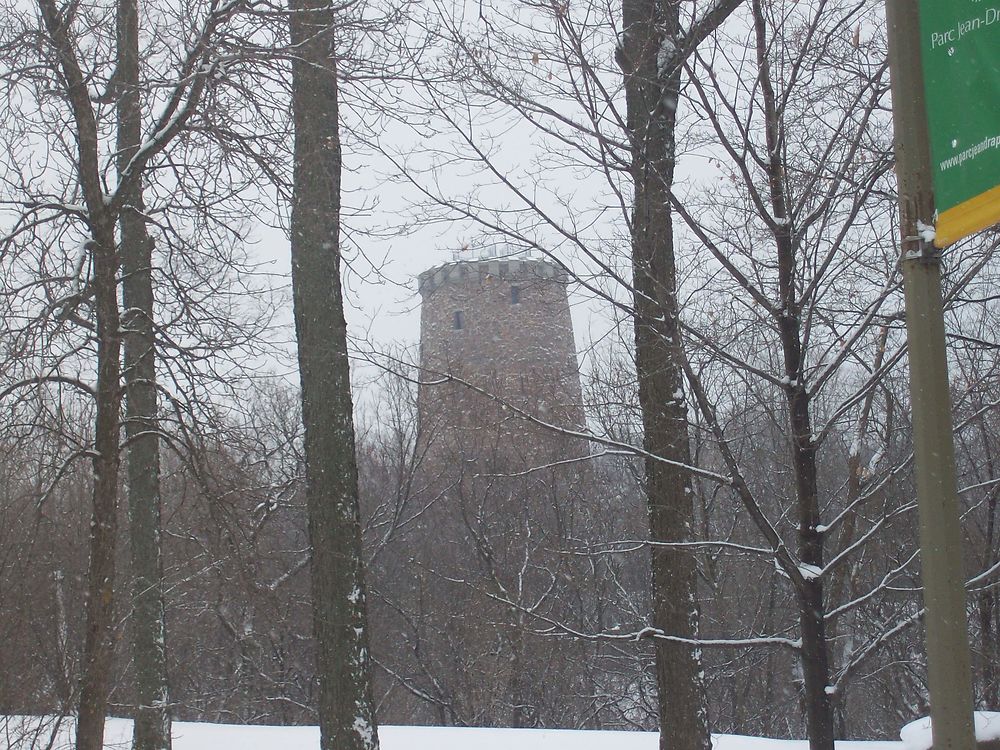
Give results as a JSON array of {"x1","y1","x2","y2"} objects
[
  {"x1": 453, "y1": 310, "x2": 465, "y2": 329},
  {"x1": 510, "y1": 286, "x2": 521, "y2": 304}
]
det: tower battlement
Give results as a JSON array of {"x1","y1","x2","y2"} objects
[{"x1": 417, "y1": 257, "x2": 566, "y2": 297}]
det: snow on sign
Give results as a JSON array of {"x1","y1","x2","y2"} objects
[{"x1": 919, "y1": 0, "x2": 1000, "y2": 246}]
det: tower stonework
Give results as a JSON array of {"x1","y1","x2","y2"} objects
[{"x1": 416, "y1": 257, "x2": 586, "y2": 462}]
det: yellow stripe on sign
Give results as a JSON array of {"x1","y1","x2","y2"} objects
[{"x1": 935, "y1": 182, "x2": 1000, "y2": 248}]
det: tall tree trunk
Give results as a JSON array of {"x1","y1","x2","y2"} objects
[
  {"x1": 287, "y1": 5, "x2": 379, "y2": 749},
  {"x1": 75, "y1": 217, "x2": 122, "y2": 750},
  {"x1": 117, "y1": 0, "x2": 171, "y2": 743},
  {"x1": 620, "y1": 2, "x2": 710, "y2": 749},
  {"x1": 751, "y1": 2, "x2": 834, "y2": 748}
]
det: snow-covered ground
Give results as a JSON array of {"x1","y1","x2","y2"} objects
[
  {"x1": 0, "y1": 717, "x2": 908, "y2": 750},
  {"x1": 900, "y1": 713, "x2": 1000, "y2": 750},
  {"x1": 3, "y1": 714, "x2": 998, "y2": 750}
]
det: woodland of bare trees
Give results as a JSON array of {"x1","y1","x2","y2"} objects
[{"x1": 1, "y1": 0, "x2": 999, "y2": 748}]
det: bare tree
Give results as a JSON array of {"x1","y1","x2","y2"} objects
[
  {"x1": 116, "y1": 0, "x2": 171, "y2": 741},
  {"x1": 287, "y1": 0, "x2": 380, "y2": 746},
  {"x1": 616, "y1": 0, "x2": 747, "y2": 745}
]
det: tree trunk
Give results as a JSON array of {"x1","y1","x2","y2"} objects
[
  {"x1": 75, "y1": 218, "x2": 123, "y2": 750},
  {"x1": 751, "y1": 1, "x2": 834, "y2": 747},
  {"x1": 620, "y1": 2, "x2": 710, "y2": 749},
  {"x1": 287, "y1": 4, "x2": 380, "y2": 749},
  {"x1": 117, "y1": 0, "x2": 171, "y2": 742}
]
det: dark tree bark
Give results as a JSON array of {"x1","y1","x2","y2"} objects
[
  {"x1": 619, "y1": 2, "x2": 709, "y2": 749},
  {"x1": 74, "y1": 223, "x2": 122, "y2": 750},
  {"x1": 287, "y1": 4, "x2": 380, "y2": 749},
  {"x1": 750, "y1": 2, "x2": 833, "y2": 748},
  {"x1": 117, "y1": 0, "x2": 171, "y2": 743}
]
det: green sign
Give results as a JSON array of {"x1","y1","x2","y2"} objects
[{"x1": 919, "y1": 0, "x2": 1000, "y2": 246}]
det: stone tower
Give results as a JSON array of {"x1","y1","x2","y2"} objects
[
  {"x1": 416, "y1": 256, "x2": 585, "y2": 463},
  {"x1": 369, "y1": 256, "x2": 645, "y2": 728},
  {"x1": 373, "y1": 255, "x2": 595, "y2": 727}
]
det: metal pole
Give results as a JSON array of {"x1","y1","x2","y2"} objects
[{"x1": 885, "y1": 3, "x2": 977, "y2": 749}]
